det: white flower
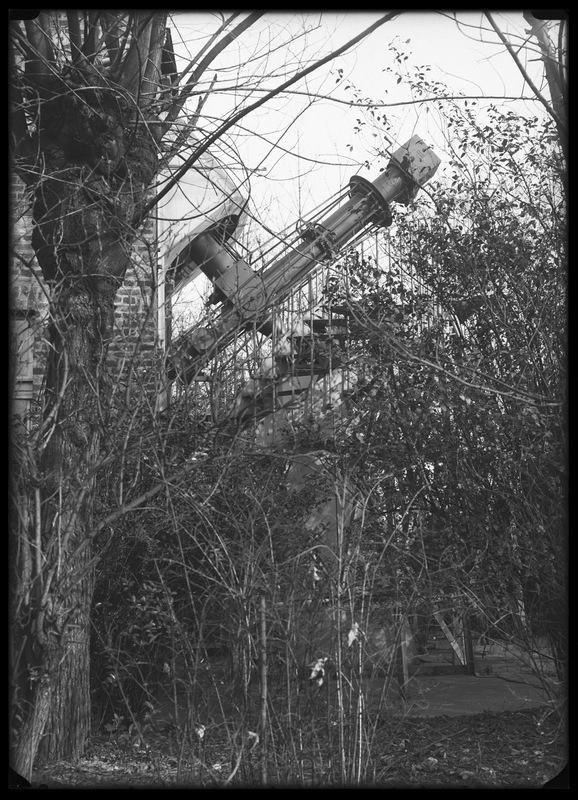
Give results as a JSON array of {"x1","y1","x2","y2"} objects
[
  {"x1": 308, "y1": 657, "x2": 328, "y2": 686},
  {"x1": 348, "y1": 622, "x2": 360, "y2": 647}
]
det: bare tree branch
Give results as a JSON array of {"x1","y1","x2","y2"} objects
[
  {"x1": 484, "y1": 12, "x2": 567, "y2": 141},
  {"x1": 80, "y1": 11, "x2": 101, "y2": 62},
  {"x1": 522, "y1": 10, "x2": 567, "y2": 159},
  {"x1": 137, "y1": 11, "x2": 400, "y2": 226},
  {"x1": 107, "y1": 13, "x2": 133, "y2": 79},
  {"x1": 22, "y1": 14, "x2": 55, "y2": 91},
  {"x1": 116, "y1": 12, "x2": 159, "y2": 96},
  {"x1": 160, "y1": 11, "x2": 265, "y2": 137},
  {"x1": 173, "y1": 12, "x2": 242, "y2": 88},
  {"x1": 66, "y1": 11, "x2": 83, "y2": 65},
  {"x1": 142, "y1": 14, "x2": 168, "y2": 102}
]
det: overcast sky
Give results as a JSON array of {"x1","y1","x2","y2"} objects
[
  {"x1": 173, "y1": 12, "x2": 549, "y2": 227},
  {"x1": 167, "y1": 11, "x2": 553, "y2": 319}
]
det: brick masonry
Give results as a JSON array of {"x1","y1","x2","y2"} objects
[{"x1": 10, "y1": 175, "x2": 161, "y2": 415}]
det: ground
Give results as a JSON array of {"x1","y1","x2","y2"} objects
[
  {"x1": 27, "y1": 706, "x2": 566, "y2": 788},
  {"x1": 25, "y1": 640, "x2": 568, "y2": 788}
]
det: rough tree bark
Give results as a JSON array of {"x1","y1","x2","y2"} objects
[{"x1": 12, "y1": 73, "x2": 159, "y2": 774}]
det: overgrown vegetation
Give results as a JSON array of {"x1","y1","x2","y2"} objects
[
  {"x1": 11, "y1": 11, "x2": 566, "y2": 787},
  {"x1": 81, "y1": 58, "x2": 566, "y2": 788},
  {"x1": 9, "y1": 10, "x2": 398, "y2": 777}
]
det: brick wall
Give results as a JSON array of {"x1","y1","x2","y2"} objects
[
  {"x1": 107, "y1": 224, "x2": 160, "y2": 376},
  {"x1": 10, "y1": 175, "x2": 161, "y2": 418},
  {"x1": 10, "y1": 175, "x2": 49, "y2": 419}
]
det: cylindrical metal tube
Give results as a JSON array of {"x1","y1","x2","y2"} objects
[
  {"x1": 261, "y1": 196, "x2": 372, "y2": 306},
  {"x1": 185, "y1": 231, "x2": 234, "y2": 283},
  {"x1": 350, "y1": 167, "x2": 409, "y2": 208},
  {"x1": 170, "y1": 135, "x2": 440, "y2": 380}
]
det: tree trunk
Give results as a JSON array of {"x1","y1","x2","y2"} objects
[
  {"x1": 12, "y1": 546, "x2": 92, "y2": 779},
  {"x1": 11, "y1": 655, "x2": 56, "y2": 781},
  {"x1": 522, "y1": 11, "x2": 567, "y2": 162},
  {"x1": 11, "y1": 164, "x2": 147, "y2": 774},
  {"x1": 10, "y1": 77, "x2": 158, "y2": 772},
  {"x1": 38, "y1": 549, "x2": 94, "y2": 763},
  {"x1": 12, "y1": 280, "x2": 112, "y2": 776}
]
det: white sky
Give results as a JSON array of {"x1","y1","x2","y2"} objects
[{"x1": 166, "y1": 10, "x2": 554, "y2": 325}]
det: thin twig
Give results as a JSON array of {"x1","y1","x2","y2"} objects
[{"x1": 484, "y1": 12, "x2": 566, "y2": 135}]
